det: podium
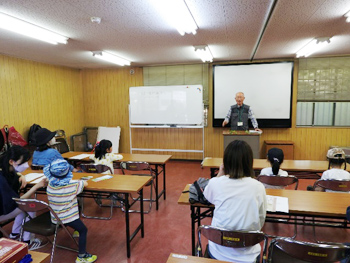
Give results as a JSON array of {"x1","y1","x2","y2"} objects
[{"x1": 223, "y1": 130, "x2": 261, "y2": 158}]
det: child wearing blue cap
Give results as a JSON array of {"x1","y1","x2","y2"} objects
[{"x1": 44, "y1": 159, "x2": 97, "y2": 263}]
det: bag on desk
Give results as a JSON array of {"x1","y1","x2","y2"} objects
[{"x1": 188, "y1": 178, "x2": 211, "y2": 205}]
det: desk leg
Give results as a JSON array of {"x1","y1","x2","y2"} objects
[
  {"x1": 191, "y1": 206, "x2": 197, "y2": 256},
  {"x1": 163, "y1": 164, "x2": 166, "y2": 200},
  {"x1": 125, "y1": 193, "x2": 131, "y2": 258},
  {"x1": 140, "y1": 189, "x2": 144, "y2": 237},
  {"x1": 155, "y1": 165, "x2": 159, "y2": 210}
]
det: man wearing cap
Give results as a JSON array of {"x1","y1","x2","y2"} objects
[
  {"x1": 32, "y1": 128, "x2": 77, "y2": 171},
  {"x1": 222, "y1": 92, "x2": 262, "y2": 132}
]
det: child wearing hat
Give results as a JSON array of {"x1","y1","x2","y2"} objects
[
  {"x1": 32, "y1": 128, "x2": 78, "y2": 172},
  {"x1": 321, "y1": 148, "x2": 350, "y2": 181},
  {"x1": 44, "y1": 159, "x2": 97, "y2": 263},
  {"x1": 260, "y1": 147, "x2": 288, "y2": 189}
]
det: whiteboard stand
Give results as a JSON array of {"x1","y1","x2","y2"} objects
[{"x1": 129, "y1": 105, "x2": 205, "y2": 160}]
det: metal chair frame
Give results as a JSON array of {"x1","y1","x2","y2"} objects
[
  {"x1": 268, "y1": 237, "x2": 350, "y2": 263},
  {"x1": 120, "y1": 161, "x2": 156, "y2": 214},
  {"x1": 79, "y1": 164, "x2": 119, "y2": 220},
  {"x1": 13, "y1": 198, "x2": 78, "y2": 263},
  {"x1": 197, "y1": 225, "x2": 268, "y2": 263}
]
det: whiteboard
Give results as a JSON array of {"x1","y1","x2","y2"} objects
[{"x1": 129, "y1": 85, "x2": 203, "y2": 125}]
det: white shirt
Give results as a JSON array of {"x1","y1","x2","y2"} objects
[
  {"x1": 260, "y1": 167, "x2": 289, "y2": 189},
  {"x1": 203, "y1": 176, "x2": 267, "y2": 263},
  {"x1": 90, "y1": 153, "x2": 123, "y2": 173}
]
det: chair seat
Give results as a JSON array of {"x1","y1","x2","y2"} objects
[{"x1": 22, "y1": 211, "x2": 57, "y2": 236}]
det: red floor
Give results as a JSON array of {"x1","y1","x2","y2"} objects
[{"x1": 3, "y1": 160, "x2": 350, "y2": 262}]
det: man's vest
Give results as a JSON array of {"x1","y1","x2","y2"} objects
[{"x1": 230, "y1": 104, "x2": 250, "y2": 130}]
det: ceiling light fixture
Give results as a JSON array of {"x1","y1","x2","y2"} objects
[
  {"x1": 92, "y1": 51, "x2": 131, "y2": 66},
  {"x1": 0, "y1": 13, "x2": 68, "y2": 45},
  {"x1": 345, "y1": 10, "x2": 350, "y2": 22},
  {"x1": 296, "y1": 37, "x2": 332, "y2": 58},
  {"x1": 194, "y1": 45, "x2": 213, "y2": 62},
  {"x1": 152, "y1": 0, "x2": 198, "y2": 36}
]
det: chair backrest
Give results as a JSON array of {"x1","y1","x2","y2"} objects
[
  {"x1": 31, "y1": 164, "x2": 45, "y2": 170},
  {"x1": 257, "y1": 175, "x2": 299, "y2": 190},
  {"x1": 268, "y1": 237, "x2": 350, "y2": 263},
  {"x1": 70, "y1": 132, "x2": 87, "y2": 152},
  {"x1": 13, "y1": 198, "x2": 49, "y2": 213},
  {"x1": 84, "y1": 127, "x2": 98, "y2": 151},
  {"x1": 313, "y1": 179, "x2": 350, "y2": 192},
  {"x1": 96, "y1": 126, "x2": 121, "y2": 153},
  {"x1": 120, "y1": 161, "x2": 152, "y2": 176},
  {"x1": 80, "y1": 163, "x2": 113, "y2": 174}
]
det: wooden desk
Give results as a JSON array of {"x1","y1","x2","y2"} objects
[
  {"x1": 167, "y1": 253, "x2": 230, "y2": 263},
  {"x1": 265, "y1": 140, "x2": 294, "y2": 160},
  {"x1": 24, "y1": 170, "x2": 151, "y2": 258},
  {"x1": 62, "y1": 152, "x2": 172, "y2": 210},
  {"x1": 30, "y1": 251, "x2": 50, "y2": 263},
  {"x1": 179, "y1": 184, "x2": 350, "y2": 255},
  {"x1": 202, "y1": 158, "x2": 350, "y2": 178}
]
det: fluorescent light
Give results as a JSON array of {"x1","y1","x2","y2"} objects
[
  {"x1": 92, "y1": 51, "x2": 131, "y2": 66},
  {"x1": 345, "y1": 10, "x2": 350, "y2": 22},
  {"x1": 0, "y1": 13, "x2": 68, "y2": 45},
  {"x1": 296, "y1": 37, "x2": 332, "y2": 58},
  {"x1": 152, "y1": 0, "x2": 198, "y2": 36},
  {"x1": 194, "y1": 45, "x2": 213, "y2": 62}
]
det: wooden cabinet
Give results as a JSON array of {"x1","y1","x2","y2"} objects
[{"x1": 265, "y1": 140, "x2": 294, "y2": 160}]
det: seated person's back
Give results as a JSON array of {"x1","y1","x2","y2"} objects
[{"x1": 260, "y1": 148, "x2": 288, "y2": 189}]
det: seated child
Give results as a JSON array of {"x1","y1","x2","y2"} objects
[
  {"x1": 320, "y1": 148, "x2": 350, "y2": 192},
  {"x1": 89, "y1": 140, "x2": 123, "y2": 174},
  {"x1": 44, "y1": 159, "x2": 97, "y2": 263},
  {"x1": 260, "y1": 147, "x2": 288, "y2": 189}
]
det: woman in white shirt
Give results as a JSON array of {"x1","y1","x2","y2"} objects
[
  {"x1": 90, "y1": 140, "x2": 123, "y2": 173},
  {"x1": 203, "y1": 140, "x2": 267, "y2": 263},
  {"x1": 260, "y1": 148, "x2": 288, "y2": 189}
]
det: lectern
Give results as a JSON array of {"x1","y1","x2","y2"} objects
[{"x1": 223, "y1": 130, "x2": 261, "y2": 158}]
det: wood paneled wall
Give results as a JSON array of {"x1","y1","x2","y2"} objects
[
  {"x1": 0, "y1": 54, "x2": 84, "y2": 143},
  {"x1": 81, "y1": 68, "x2": 143, "y2": 153}
]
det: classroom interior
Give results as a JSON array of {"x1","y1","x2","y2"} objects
[{"x1": 1, "y1": 1, "x2": 350, "y2": 262}]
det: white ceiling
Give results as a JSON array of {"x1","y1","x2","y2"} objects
[{"x1": 0, "y1": 0, "x2": 350, "y2": 69}]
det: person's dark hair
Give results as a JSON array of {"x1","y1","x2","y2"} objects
[
  {"x1": 0, "y1": 145, "x2": 30, "y2": 191},
  {"x1": 329, "y1": 157, "x2": 346, "y2": 169},
  {"x1": 223, "y1": 140, "x2": 254, "y2": 179},
  {"x1": 267, "y1": 148, "x2": 284, "y2": 175},
  {"x1": 37, "y1": 144, "x2": 50, "y2": 152},
  {"x1": 94, "y1": 140, "x2": 112, "y2": 160}
]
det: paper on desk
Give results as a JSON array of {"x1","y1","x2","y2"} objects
[
  {"x1": 31, "y1": 177, "x2": 45, "y2": 184},
  {"x1": 69, "y1": 154, "x2": 92, "y2": 160},
  {"x1": 249, "y1": 130, "x2": 262, "y2": 134},
  {"x1": 266, "y1": 195, "x2": 289, "y2": 213},
  {"x1": 25, "y1": 173, "x2": 44, "y2": 182},
  {"x1": 92, "y1": 175, "x2": 113, "y2": 182}
]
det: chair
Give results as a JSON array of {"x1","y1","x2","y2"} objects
[
  {"x1": 120, "y1": 161, "x2": 155, "y2": 214},
  {"x1": 31, "y1": 164, "x2": 45, "y2": 170},
  {"x1": 311, "y1": 179, "x2": 350, "y2": 242},
  {"x1": 79, "y1": 164, "x2": 119, "y2": 220},
  {"x1": 312, "y1": 179, "x2": 350, "y2": 192},
  {"x1": 79, "y1": 163, "x2": 113, "y2": 174},
  {"x1": 257, "y1": 175, "x2": 299, "y2": 190},
  {"x1": 268, "y1": 237, "x2": 350, "y2": 263},
  {"x1": 197, "y1": 225, "x2": 267, "y2": 262},
  {"x1": 53, "y1": 130, "x2": 70, "y2": 154},
  {"x1": 13, "y1": 198, "x2": 78, "y2": 263}
]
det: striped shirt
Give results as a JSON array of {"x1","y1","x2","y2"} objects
[{"x1": 47, "y1": 181, "x2": 84, "y2": 224}]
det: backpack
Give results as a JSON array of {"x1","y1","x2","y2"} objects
[
  {"x1": 0, "y1": 126, "x2": 10, "y2": 156},
  {"x1": 28, "y1": 124, "x2": 42, "y2": 146},
  {"x1": 188, "y1": 177, "x2": 211, "y2": 205}
]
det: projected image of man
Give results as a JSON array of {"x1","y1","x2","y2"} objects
[{"x1": 222, "y1": 92, "x2": 262, "y2": 132}]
